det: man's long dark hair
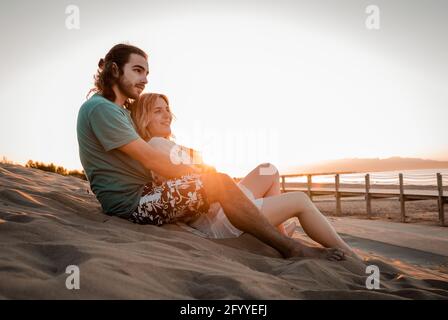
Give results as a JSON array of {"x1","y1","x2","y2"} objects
[{"x1": 88, "y1": 43, "x2": 147, "y2": 108}]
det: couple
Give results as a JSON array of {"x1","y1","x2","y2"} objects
[{"x1": 77, "y1": 43, "x2": 359, "y2": 261}]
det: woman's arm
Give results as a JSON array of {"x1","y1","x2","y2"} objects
[
  {"x1": 118, "y1": 138, "x2": 200, "y2": 179},
  {"x1": 147, "y1": 137, "x2": 215, "y2": 176}
]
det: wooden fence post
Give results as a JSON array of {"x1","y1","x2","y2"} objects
[
  {"x1": 399, "y1": 173, "x2": 406, "y2": 223},
  {"x1": 365, "y1": 174, "x2": 372, "y2": 218},
  {"x1": 335, "y1": 174, "x2": 341, "y2": 216},
  {"x1": 307, "y1": 174, "x2": 313, "y2": 200},
  {"x1": 437, "y1": 173, "x2": 445, "y2": 226}
]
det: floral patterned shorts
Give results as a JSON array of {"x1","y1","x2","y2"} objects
[{"x1": 129, "y1": 173, "x2": 211, "y2": 226}]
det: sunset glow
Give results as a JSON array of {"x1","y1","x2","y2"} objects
[{"x1": 1, "y1": 1, "x2": 447, "y2": 177}]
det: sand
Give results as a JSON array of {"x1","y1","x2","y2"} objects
[
  {"x1": 0, "y1": 163, "x2": 447, "y2": 299},
  {"x1": 315, "y1": 196, "x2": 443, "y2": 225},
  {"x1": 287, "y1": 181, "x2": 447, "y2": 226}
]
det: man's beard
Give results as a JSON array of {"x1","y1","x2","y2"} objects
[{"x1": 117, "y1": 76, "x2": 139, "y2": 100}]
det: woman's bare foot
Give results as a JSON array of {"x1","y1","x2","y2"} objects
[
  {"x1": 285, "y1": 240, "x2": 346, "y2": 261},
  {"x1": 284, "y1": 220, "x2": 297, "y2": 237},
  {"x1": 277, "y1": 220, "x2": 297, "y2": 237}
]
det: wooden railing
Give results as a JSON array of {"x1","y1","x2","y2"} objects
[{"x1": 276, "y1": 172, "x2": 447, "y2": 226}]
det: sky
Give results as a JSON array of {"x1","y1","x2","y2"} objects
[{"x1": 0, "y1": 0, "x2": 447, "y2": 177}]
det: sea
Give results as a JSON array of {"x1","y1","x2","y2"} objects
[{"x1": 287, "y1": 168, "x2": 448, "y2": 186}]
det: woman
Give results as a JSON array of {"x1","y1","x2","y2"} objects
[{"x1": 130, "y1": 93, "x2": 360, "y2": 259}]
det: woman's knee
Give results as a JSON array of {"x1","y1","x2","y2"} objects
[
  {"x1": 294, "y1": 191, "x2": 310, "y2": 201},
  {"x1": 257, "y1": 162, "x2": 279, "y2": 177},
  {"x1": 292, "y1": 191, "x2": 312, "y2": 210}
]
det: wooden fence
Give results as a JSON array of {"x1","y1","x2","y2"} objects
[{"x1": 277, "y1": 172, "x2": 447, "y2": 226}]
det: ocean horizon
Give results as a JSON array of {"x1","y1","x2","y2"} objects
[{"x1": 287, "y1": 168, "x2": 448, "y2": 186}]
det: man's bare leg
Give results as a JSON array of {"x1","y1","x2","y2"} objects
[
  {"x1": 200, "y1": 172, "x2": 346, "y2": 261},
  {"x1": 237, "y1": 163, "x2": 290, "y2": 235}
]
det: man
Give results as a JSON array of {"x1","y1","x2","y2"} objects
[{"x1": 77, "y1": 43, "x2": 345, "y2": 261}]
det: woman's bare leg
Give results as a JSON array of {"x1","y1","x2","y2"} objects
[
  {"x1": 258, "y1": 191, "x2": 360, "y2": 258},
  {"x1": 237, "y1": 163, "x2": 290, "y2": 235},
  {"x1": 201, "y1": 172, "x2": 346, "y2": 261},
  {"x1": 237, "y1": 163, "x2": 279, "y2": 198},
  {"x1": 256, "y1": 165, "x2": 297, "y2": 236}
]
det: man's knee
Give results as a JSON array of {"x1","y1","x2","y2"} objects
[{"x1": 200, "y1": 172, "x2": 234, "y2": 203}]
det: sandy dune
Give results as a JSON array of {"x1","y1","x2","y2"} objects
[{"x1": 0, "y1": 164, "x2": 447, "y2": 299}]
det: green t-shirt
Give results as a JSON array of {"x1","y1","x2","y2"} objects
[{"x1": 77, "y1": 93, "x2": 152, "y2": 218}]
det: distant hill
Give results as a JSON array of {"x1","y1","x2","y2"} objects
[{"x1": 283, "y1": 157, "x2": 448, "y2": 174}]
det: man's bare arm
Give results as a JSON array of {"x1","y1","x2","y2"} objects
[{"x1": 118, "y1": 138, "x2": 200, "y2": 178}]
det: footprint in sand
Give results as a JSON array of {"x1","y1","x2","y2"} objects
[
  {"x1": 17, "y1": 243, "x2": 90, "y2": 276},
  {"x1": 0, "y1": 213, "x2": 34, "y2": 224}
]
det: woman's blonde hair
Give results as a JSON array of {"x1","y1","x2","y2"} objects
[{"x1": 130, "y1": 93, "x2": 175, "y2": 141}]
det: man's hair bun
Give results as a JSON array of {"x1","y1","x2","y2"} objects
[{"x1": 98, "y1": 58, "x2": 105, "y2": 69}]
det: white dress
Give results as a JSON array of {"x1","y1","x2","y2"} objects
[
  {"x1": 146, "y1": 138, "x2": 263, "y2": 239},
  {"x1": 177, "y1": 183, "x2": 264, "y2": 239}
]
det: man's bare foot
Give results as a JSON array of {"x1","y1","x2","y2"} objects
[
  {"x1": 285, "y1": 241, "x2": 346, "y2": 261},
  {"x1": 345, "y1": 250, "x2": 364, "y2": 262}
]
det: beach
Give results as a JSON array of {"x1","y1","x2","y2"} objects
[
  {"x1": 1, "y1": 163, "x2": 447, "y2": 299},
  {"x1": 280, "y1": 177, "x2": 447, "y2": 226},
  {"x1": 313, "y1": 191, "x2": 444, "y2": 225}
]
